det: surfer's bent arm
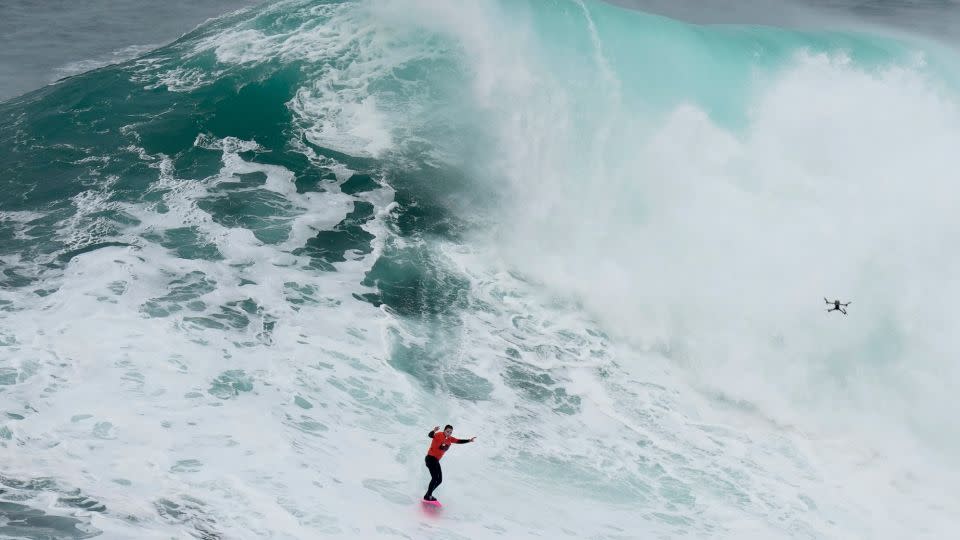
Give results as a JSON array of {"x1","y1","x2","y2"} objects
[{"x1": 428, "y1": 429, "x2": 436, "y2": 439}]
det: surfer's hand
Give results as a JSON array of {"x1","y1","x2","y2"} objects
[
  {"x1": 433, "y1": 425, "x2": 440, "y2": 431},
  {"x1": 470, "y1": 437, "x2": 476, "y2": 442}
]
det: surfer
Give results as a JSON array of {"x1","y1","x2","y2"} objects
[
  {"x1": 825, "y1": 298, "x2": 851, "y2": 315},
  {"x1": 423, "y1": 424, "x2": 476, "y2": 502}
]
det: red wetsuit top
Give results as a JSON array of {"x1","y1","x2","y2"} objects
[{"x1": 426, "y1": 429, "x2": 469, "y2": 460}]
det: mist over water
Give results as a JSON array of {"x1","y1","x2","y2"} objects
[{"x1": 2, "y1": 0, "x2": 960, "y2": 538}]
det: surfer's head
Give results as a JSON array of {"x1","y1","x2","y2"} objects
[{"x1": 443, "y1": 425, "x2": 453, "y2": 435}]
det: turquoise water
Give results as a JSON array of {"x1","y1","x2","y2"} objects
[{"x1": 2, "y1": 0, "x2": 960, "y2": 538}]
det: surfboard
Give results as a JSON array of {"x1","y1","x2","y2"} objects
[{"x1": 421, "y1": 499, "x2": 442, "y2": 507}]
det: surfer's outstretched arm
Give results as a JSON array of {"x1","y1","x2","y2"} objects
[{"x1": 453, "y1": 437, "x2": 476, "y2": 444}]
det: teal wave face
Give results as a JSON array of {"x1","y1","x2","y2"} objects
[{"x1": 481, "y1": 0, "x2": 951, "y2": 133}]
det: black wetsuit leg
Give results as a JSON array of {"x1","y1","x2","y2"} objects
[{"x1": 424, "y1": 455, "x2": 442, "y2": 499}]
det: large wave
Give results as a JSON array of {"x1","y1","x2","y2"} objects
[{"x1": 1, "y1": 1, "x2": 959, "y2": 538}]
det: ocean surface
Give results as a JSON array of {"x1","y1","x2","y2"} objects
[
  {"x1": 2, "y1": 0, "x2": 960, "y2": 538},
  {"x1": 0, "y1": 0, "x2": 260, "y2": 102}
]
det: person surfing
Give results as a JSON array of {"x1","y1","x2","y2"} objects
[{"x1": 422, "y1": 424, "x2": 475, "y2": 505}]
